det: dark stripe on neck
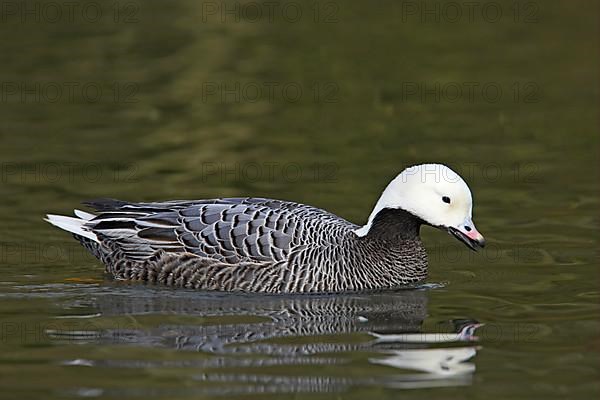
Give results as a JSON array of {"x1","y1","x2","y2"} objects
[{"x1": 365, "y1": 208, "x2": 423, "y2": 241}]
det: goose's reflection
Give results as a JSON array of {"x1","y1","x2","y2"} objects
[{"x1": 49, "y1": 286, "x2": 482, "y2": 394}]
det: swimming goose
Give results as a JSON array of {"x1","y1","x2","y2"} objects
[{"x1": 45, "y1": 163, "x2": 485, "y2": 293}]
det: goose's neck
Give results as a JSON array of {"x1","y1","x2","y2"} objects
[
  {"x1": 353, "y1": 179, "x2": 410, "y2": 237},
  {"x1": 357, "y1": 208, "x2": 423, "y2": 242},
  {"x1": 346, "y1": 207, "x2": 428, "y2": 287}
]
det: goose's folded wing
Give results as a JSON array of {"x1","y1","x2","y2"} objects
[{"x1": 83, "y1": 198, "x2": 301, "y2": 264}]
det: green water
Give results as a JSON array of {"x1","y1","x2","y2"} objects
[{"x1": 0, "y1": 0, "x2": 598, "y2": 398}]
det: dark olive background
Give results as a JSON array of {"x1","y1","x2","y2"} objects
[{"x1": 0, "y1": 0, "x2": 598, "y2": 398}]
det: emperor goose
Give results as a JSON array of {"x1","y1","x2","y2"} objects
[{"x1": 46, "y1": 163, "x2": 485, "y2": 293}]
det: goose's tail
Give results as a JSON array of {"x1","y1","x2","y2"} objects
[{"x1": 44, "y1": 210, "x2": 99, "y2": 242}]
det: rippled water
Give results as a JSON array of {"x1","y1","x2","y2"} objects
[{"x1": 1, "y1": 0, "x2": 599, "y2": 399}]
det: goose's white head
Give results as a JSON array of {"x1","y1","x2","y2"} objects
[{"x1": 354, "y1": 164, "x2": 485, "y2": 250}]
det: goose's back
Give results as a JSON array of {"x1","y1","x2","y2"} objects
[{"x1": 80, "y1": 198, "x2": 359, "y2": 291}]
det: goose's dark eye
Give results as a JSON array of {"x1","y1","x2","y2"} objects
[{"x1": 442, "y1": 196, "x2": 451, "y2": 204}]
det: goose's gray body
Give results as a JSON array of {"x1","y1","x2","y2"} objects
[{"x1": 59, "y1": 197, "x2": 428, "y2": 293}]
